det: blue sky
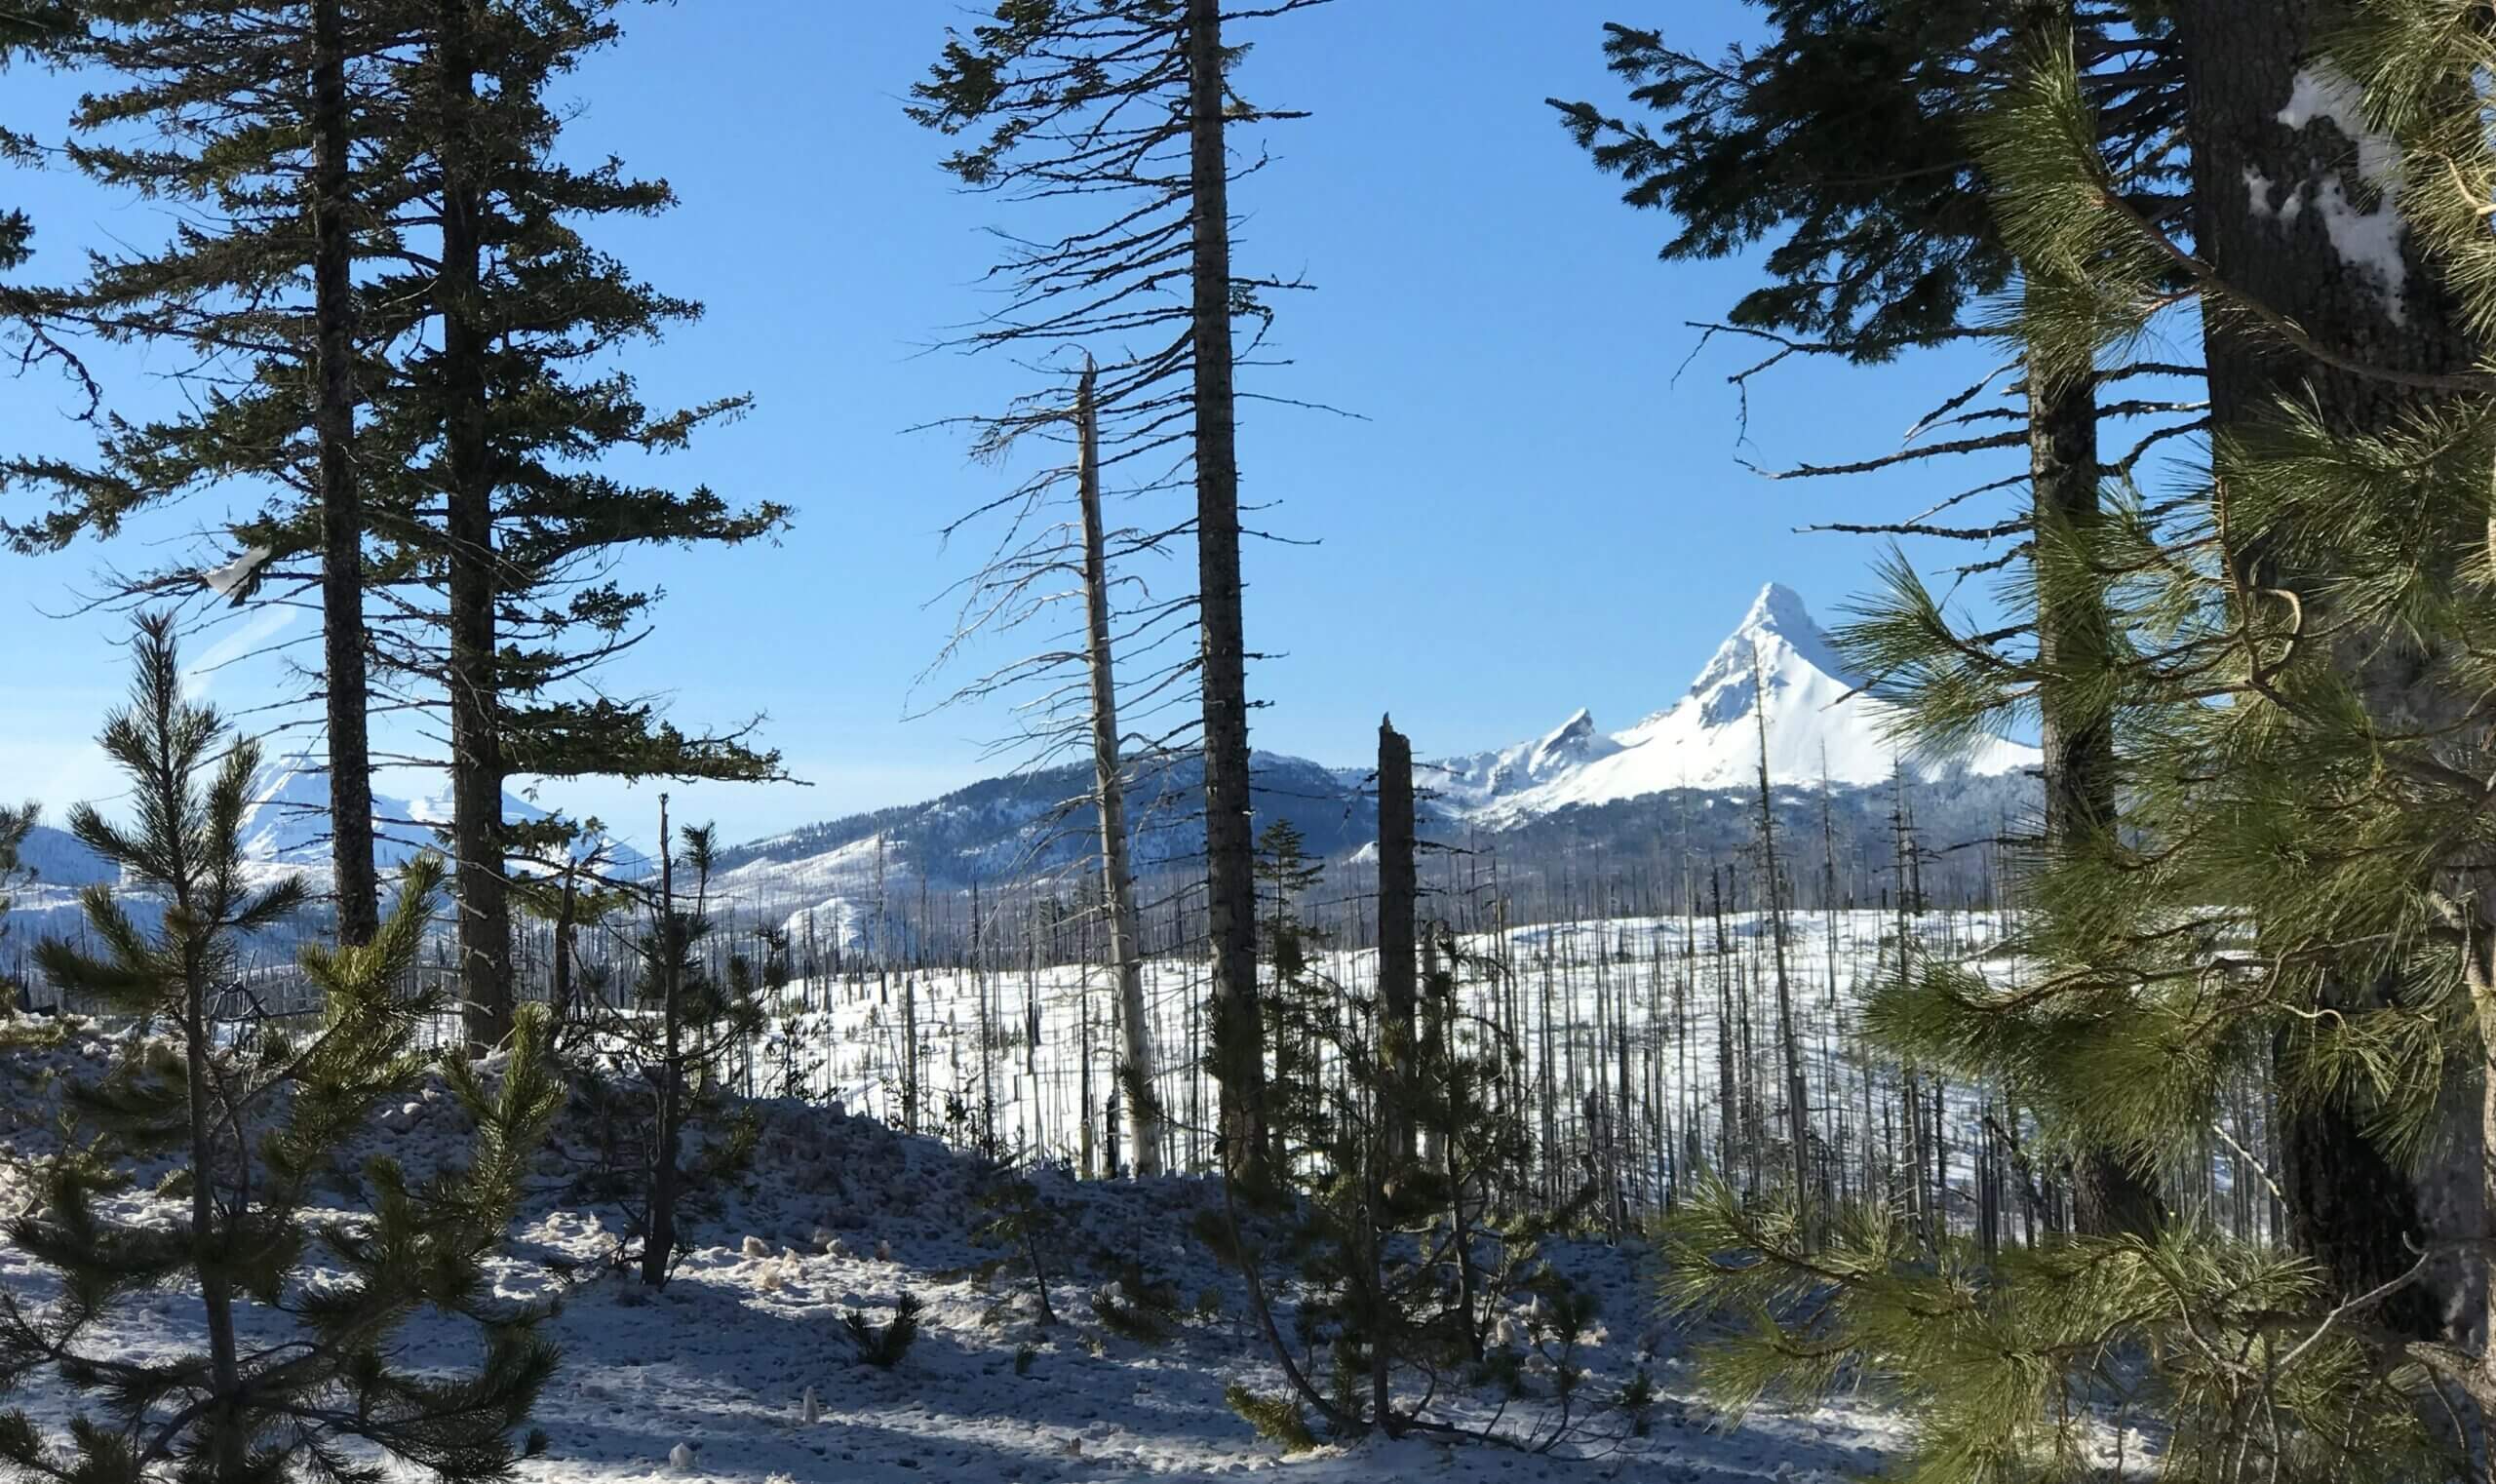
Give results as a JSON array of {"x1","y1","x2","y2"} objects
[{"x1": 0, "y1": 0, "x2": 2033, "y2": 845}]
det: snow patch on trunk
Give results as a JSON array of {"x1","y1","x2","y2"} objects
[{"x1": 2273, "y1": 63, "x2": 2409, "y2": 322}]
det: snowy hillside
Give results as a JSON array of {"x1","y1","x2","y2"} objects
[
  {"x1": 0, "y1": 1013, "x2": 1908, "y2": 1484},
  {"x1": 13, "y1": 823, "x2": 114, "y2": 889},
  {"x1": 6, "y1": 584, "x2": 2039, "y2": 956},
  {"x1": 711, "y1": 583, "x2": 2036, "y2": 918},
  {"x1": 237, "y1": 751, "x2": 584, "y2": 873},
  {"x1": 1435, "y1": 583, "x2": 2037, "y2": 826},
  {"x1": 701, "y1": 750, "x2": 1383, "y2": 928}
]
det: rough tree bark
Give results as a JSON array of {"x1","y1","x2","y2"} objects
[
  {"x1": 311, "y1": 0, "x2": 378, "y2": 948},
  {"x1": 2031, "y1": 348, "x2": 2167, "y2": 1239},
  {"x1": 1077, "y1": 363, "x2": 1163, "y2": 1178},
  {"x1": 2177, "y1": 0, "x2": 2477, "y2": 1338},
  {"x1": 1187, "y1": 0, "x2": 1264, "y2": 1176},
  {"x1": 1378, "y1": 716, "x2": 1418, "y2": 1162},
  {"x1": 436, "y1": 0, "x2": 510, "y2": 1050}
]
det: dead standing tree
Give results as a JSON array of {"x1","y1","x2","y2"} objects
[
  {"x1": 908, "y1": 0, "x2": 1334, "y2": 1173},
  {"x1": 1081, "y1": 366, "x2": 1164, "y2": 1174}
]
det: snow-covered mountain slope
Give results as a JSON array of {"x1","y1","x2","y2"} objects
[
  {"x1": 1435, "y1": 583, "x2": 2037, "y2": 827},
  {"x1": 14, "y1": 823, "x2": 115, "y2": 889},
  {"x1": 237, "y1": 752, "x2": 631, "y2": 877},
  {"x1": 7, "y1": 584, "x2": 2036, "y2": 957},
  {"x1": 704, "y1": 750, "x2": 1384, "y2": 927},
  {"x1": 688, "y1": 583, "x2": 2037, "y2": 918}
]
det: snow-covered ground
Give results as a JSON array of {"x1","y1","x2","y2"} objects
[
  {"x1": 763, "y1": 908, "x2": 2018, "y2": 1199},
  {"x1": 0, "y1": 1017, "x2": 1909, "y2": 1483}
]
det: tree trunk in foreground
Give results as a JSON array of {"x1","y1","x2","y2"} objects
[
  {"x1": 1187, "y1": 0, "x2": 1264, "y2": 1178},
  {"x1": 1078, "y1": 363, "x2": 1163, "y2": 1177},
  {"x1": 2178, "y1": 0, "x2": 2477, "y2": 1337},
  {"x1": 313, "y1": 0, "x2": 379, "y2": 948},
  {"x1": 437, "y1": 0, "x2": 511, "y2": 1050}
]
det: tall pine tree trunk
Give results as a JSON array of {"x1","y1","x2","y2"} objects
[
  {"x1": 1187, "y1": 0, "x2": 1263, "y2": 1176},
  {"x1": 2031, "y1": 347, "x2": 2164, "y2": 1238},
  {"x1": 1077, "y1": 363, "x2": 1162, "y2": 1177},
  {"x1": 1378, "y1": 717, "x2": 1418, "y2": 1161},
  {"x1": 2177, "y1": 0, "x2": 2477, "y2": 1338},
  {"x1": 312, "y1": 0, "x2": 378, "y2": 948},
  {"x1": 437, "y1": 0, "x2": 510, "y2": 1050}
]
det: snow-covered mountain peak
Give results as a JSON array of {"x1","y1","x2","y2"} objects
[
  {"x1": 1528, "y1": 707, "x2": 1614, "y2": 775},
  {"x1": 1678, "y1": 582, "x2": 1859, "y2": 717},
  {"x1": 1438, "y1": 584, "x2": 2037, "y2": 824}
]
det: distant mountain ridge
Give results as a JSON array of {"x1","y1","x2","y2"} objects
[
  {"x1": 722, "y1": 583, "x2": 2040, "y2": 943},
  {"x1": 6, "y1": 584, "x2": 2042, "y2": 957}
]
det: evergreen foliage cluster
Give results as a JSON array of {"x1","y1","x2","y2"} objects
[
  {"x1": 1577, "y1": 0, "x2": 2496, "y2": 1476},
  {"x1": 1209, "y1": 819, "x2": 1599, "y2": 1448},
  {"x1": 567, "y1": 820, "x2": 763, "y2": 1288},
  {"x1": 0, "y1": 615, "x2": 565, "y2": 1483}
]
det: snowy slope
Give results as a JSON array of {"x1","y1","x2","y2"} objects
[
  {"x1": 0, "y1": 1013, "x2": 1910, "y2": 1484},
  {"x1": 238, "y1": 751, "x2": 629, "y2": 875},
  {"x1": 13, "y1": 824, "x2": 115, "y2": 889},
  {"x1": 1437, "y1": 583, "x2": 2037, "y2": 826}
]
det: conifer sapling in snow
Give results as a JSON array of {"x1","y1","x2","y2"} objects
[
  {"x1": 0, "y1": 612, "x2": 564, "y2": 1482},
  {"x1": 1214, "y1": 818, "x2": 1595, "y2": 1446},
  {"x1": 570, "y1": 810, "x2": 761, "y2": 1286}
]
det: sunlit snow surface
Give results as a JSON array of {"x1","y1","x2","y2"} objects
[{"x1": 0, "y1": 1011, "x2": 1909, "y2": 1483}]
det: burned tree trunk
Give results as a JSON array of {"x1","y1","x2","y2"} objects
[
  {"x1": 1750, "y1": 645, "x2": 1813, "y2": 1225},
  {"x1": 1077, "y1": 364, "x2": 1163, "y2": 1178},
  {"x1": 1187, "y1": 0, "x2": 1264, "y2": 1177},
  {"x1": 1378, "y1": 716, "x2": 1418, "y2": 1161}
]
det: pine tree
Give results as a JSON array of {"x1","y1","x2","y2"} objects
[
  {"x1": 0, "y1": 1, "x2": 438, "y2": 943},
  {"x1": 1214, "y1": 817, "x2": 1589, "y2": 1446},
  {"x1": 570, "y1": 806, "x2": 761, "y2": 1288},
  {"x1": 1552, "y1": 0, "x2": 2185, "y2": 1237},
  {"x1": 310, "y1": 0, "x2": 379, "y2": 945},
  {"x1": 1670, "y1": 4, "x2": 2496, "y2": 1473},
  {"x1": 373, "y1": 0, "x2": 789, "y2": 1047},
  {"x1": 0, "y1": 0, "x2": 92, "y2": 396},
  {"x1": 0, "y1": 611, "x2": 563, "y2": 1482}
]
